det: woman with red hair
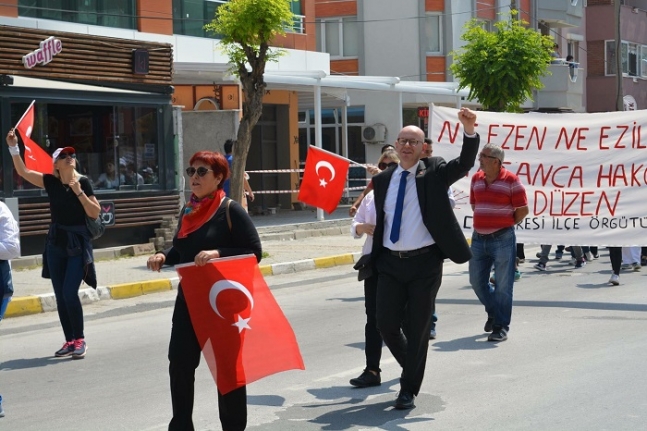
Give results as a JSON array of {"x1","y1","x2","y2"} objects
[{"x1": 147, "y1": 150, "x2": 262, "y2": 431}]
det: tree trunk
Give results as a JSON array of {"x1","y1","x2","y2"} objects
[{"x1": 231, "y1": 77, "x2": 265, "y2": 207}]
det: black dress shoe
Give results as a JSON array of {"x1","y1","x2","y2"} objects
[
  {"x1": 394, "y1": 390, "x2": 415, "y2": 409},
  {"x1": 349, "y1": 370, "x2": 381, "y2": 388}
]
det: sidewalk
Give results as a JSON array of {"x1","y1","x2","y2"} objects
[{"x1": 5, "y1": 206, "x2": 361, "y2": 318}]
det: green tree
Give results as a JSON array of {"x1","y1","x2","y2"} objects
[
  {"x1": 205, "y1": 0, "x2": 295, "y2": 203},
  {"x1": 450, "y1": 13, "x2": 554, "y2": 112}
]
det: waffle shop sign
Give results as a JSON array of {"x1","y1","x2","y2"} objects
[{"x1": 22, "y1": 36, "x2": 63, "y2": 69}]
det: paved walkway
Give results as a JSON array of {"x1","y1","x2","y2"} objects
[{"x1": 5, "y1": 206, "x2": 361, "y2": 318}]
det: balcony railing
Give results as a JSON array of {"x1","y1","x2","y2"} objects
[{"x1": 535, "y1": 63, "x2": 585, "y2": 111}]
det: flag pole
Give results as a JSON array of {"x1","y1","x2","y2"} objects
[
  {"x1": 14, "y1": 100, "x2": 35, "y2": 130},
  {"x1": 308, "y1": 145, "x2": 369, "y2": 168}
]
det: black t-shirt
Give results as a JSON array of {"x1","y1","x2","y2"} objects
[{"x1": 43, "y1": 174, "x2": 95, "y2": 226}]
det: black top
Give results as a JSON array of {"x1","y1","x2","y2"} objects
[
  {"x1": 43, "y1": 174, "x2": 95, "y2": 225},
  {"x1": 162, "y1": 198, "x2": 262, "y2": 294}
]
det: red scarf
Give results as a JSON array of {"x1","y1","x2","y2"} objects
[{"x1": 178, "y1": 189, "x2": 226, "y2": 238}]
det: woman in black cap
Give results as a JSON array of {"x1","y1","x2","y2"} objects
[{"x1": 6, "y1": 129, "x2": 100, "y2": 359}]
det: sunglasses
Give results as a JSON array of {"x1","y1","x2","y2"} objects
[
  {"x1": 57, "y1": 153, "x2": 76, "y2": 161},
  {"x1": 378, "y1": 161, "x2": 396, "y2": 170},
  {"x1": 185, "y1": 167, "x2": 213, "y2": 177}
]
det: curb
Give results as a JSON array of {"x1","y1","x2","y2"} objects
[{"x1": 4, "y1": 252, "x2": 362, "y2": 319}]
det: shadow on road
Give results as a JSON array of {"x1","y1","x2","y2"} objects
[{"x1": 1, "y1": 355, "x2": 69, "y2": 371}]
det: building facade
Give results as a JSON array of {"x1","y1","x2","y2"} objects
[{"x1": 0, "y1": 0, "x2": 328, "y2": 252}]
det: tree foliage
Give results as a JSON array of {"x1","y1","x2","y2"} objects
[
  {"x1": 205, "y1": 0, "x2": 295, "y2": 204},
  {"x1": 450, "y1": 13, "x2": 554, "y2": 112}
]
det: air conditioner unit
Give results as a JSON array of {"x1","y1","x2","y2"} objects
[{"x1": 361, "y1": 124, "x2": 387, "y2": 143}]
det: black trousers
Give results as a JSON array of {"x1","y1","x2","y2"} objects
[
  {"x1": 375, "y1": 246, "x2": 443, "y2": 396},
  {"x1": 608, "y1": 247, "x2": 622, "y2": 276},
  {"x1": 363, "y1": 274, "x2": 383, "y2": 372},
  {"x1": 168, "y1": 292, "x2": 247, "y2": 431}
]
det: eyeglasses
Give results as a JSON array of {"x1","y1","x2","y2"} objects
[
  {"x1": 396, "y1": 138, "x2": 422, "y2": 147},
  {"x1": 56, "y1": 153, "x2": 76, "y2": 161},
  {"x1": 378, "y1": 162, "x2": 388, "y2": 170},
  {"x1": 185, "y1": 167, "x2": 213, "y2": 177},
  {"x1": 478, "y1": 153, "x2": 499, "y2": 161}
]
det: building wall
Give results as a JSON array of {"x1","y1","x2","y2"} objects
[
  {"x1": 182, "y1": 110, "x2": 240, "y2": 158},
  {"x1": 360, "y1": 0, "x2": 422, "y2": 79},
  {"x1": 586, "y1": 3, "x2": 647, "y2": 112},
  {"x1": 137, "y1": 0, "x2": 173, "y2": 35}
]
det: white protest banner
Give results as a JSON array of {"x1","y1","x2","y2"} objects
[{"x1": 430, "y1": 105, "x2": 647, "y2": 246}]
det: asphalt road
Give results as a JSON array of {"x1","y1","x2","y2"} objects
[{"x1": 2, "y1": 256, "x2": 647, "y2": 430}]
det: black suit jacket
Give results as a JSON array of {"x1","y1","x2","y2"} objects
[{"x1": 371, "y1": 134, "x2": 480, "y2": 264}]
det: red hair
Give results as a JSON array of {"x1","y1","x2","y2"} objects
[{"x1": 189, "y1": 151, "x2": 229, "y2": 189}]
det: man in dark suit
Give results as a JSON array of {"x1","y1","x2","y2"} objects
[{"x1": 371, "y1": 107, "x2": 479, "y2": 409}]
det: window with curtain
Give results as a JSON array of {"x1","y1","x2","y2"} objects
[
  {"x1": 317, "y1": 17, "x2": 358, "y2": 58},
  {"x1": 425, "y1": 14, "x2": 442, "y2": 54}
]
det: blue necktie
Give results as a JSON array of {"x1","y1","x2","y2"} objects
[{"x1": 390, "y1": 170, "x2": 409, "y2": 243}]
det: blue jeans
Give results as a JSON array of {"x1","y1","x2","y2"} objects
[
  {"x1": 0, "y1": 296, "x2": 9, "y2": 320},
  {"x1": 46, "y1": 243, "x2": 85, "y2": 341},
  {"x1": 469, "y1": 228, "x2": 516, "y2": 331}
]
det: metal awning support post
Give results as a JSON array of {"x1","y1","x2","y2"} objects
[
  {"x1": 314, "y1": 80, "x2": 324, "y2": 221},
  {"x1": 341, "y1": 104, "x2": 349, "y2": 200}
]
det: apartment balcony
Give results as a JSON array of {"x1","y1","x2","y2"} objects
[
  {"x1": 537, "y1": 0, "x2": 583, "y2": 28},
  {"x1": 535, "y1": 63, "x2": 584, "y2": 112}
]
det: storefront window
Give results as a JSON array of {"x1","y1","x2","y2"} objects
[
  {"x1": 9, "y1": 102, "x2": 160, "y2": 193},
  {"x1": 18, "y1": 0, "x2": 136, "y2": 30}
]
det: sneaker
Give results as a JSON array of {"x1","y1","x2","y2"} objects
[
  {"x1": 534, "y1": 262, "x2": 547, "y2": 271},
  {"x1": 349, "y1": 369, "x2": 381, "y2": 388},
  {"x1": 554, "y1": 251, "x2": 563, "y2": 260},
  {"x1": 609, "y1": 274, "x2": 620, "y2": 285},
  {"x1": 429, "y1": 328, "x2": 437, "y2": 340},
  {"x1": 593, "y1": 253, "x2": 600, "y2": 259},
  {"x1": 585, "y1": 252, "x2": 593, "y2": 262},
  {"x1": 574, "y1": 260, "x2": 586, "y2": 268},
  {"x1": 514, "y1": 270, "x2": 522, "y2": 281},
  {"x1": 484, "y1": 317, "x2": 494, "y2": 333},
  {"x1": 632, "y1": 263, "x2": 641, "y2": 272},
  {"x1": 535, "y1": 252, "x2": 542, "y2": 258},
  {"x1": 54, "y1": 341, "x2": 75, "y2": 357},
  {"x1": 71, "y1": 339, "x2": 87, "y2": 360},
  {"x1": 488, "y1": 328, "x2": 508, "y2": 342}
]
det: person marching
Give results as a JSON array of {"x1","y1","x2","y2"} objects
[
  {"x1": 147, "y1": 151, "x2": 262, "y2": 431},
  {"x1": 6, "y1": 129, "x2": 100, "y2": 359},
  {"x1": 370, "y1": 108, "x2": 479, "y2": 409}
]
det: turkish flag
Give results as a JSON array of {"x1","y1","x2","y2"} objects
[
  {"x1": 176, "y1": 255, "x2": 305, "y2": 395},
  {"x1": 15, "y1": 101, "x2": 53, "y2": 174},
  {"x1": 298, "y1": 146, "x2": 350, "y2": 213}
]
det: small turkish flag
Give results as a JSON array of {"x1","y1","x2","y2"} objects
[
  {"x1": 15, "y1": 101, "x2": 53, "y2": 174},
  {"x1": 298, "y1": 146, "x2": 350, "y2": 213},
  {"x1": 176, "y1": 255, "x2": 305, "y2": 395}
]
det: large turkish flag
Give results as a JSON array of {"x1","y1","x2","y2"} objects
[
  {"x1": 15, "y1": 101, "x2": 53, "y2": 174},
  {"x1": 298, "y1": 146, "x2": 350, "y2": 214},
  {"x1": 176, "y1": 255, "x2": 305, "y2": 394}
]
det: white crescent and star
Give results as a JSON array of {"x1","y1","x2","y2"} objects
[
  {"x1": 315, "y1": 161, "x2": 336, "y2": 188},
  {"x1": 209, "y1": 280, "x2": 254, "y2": 333}
]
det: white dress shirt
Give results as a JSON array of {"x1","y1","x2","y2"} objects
[
  {"x1": 0, "y1": 201, "x2": 21, "y2": 261},
  {"x1": 383, "y1": 165, "x2": 434, "y2": 251},
  {"x1": 351, "y1": 190, "x2": 376, "y2": 256}
]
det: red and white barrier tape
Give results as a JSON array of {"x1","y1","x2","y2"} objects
[{"x1": 252, "y1": 186, "x2": 367, "y2": 194}]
